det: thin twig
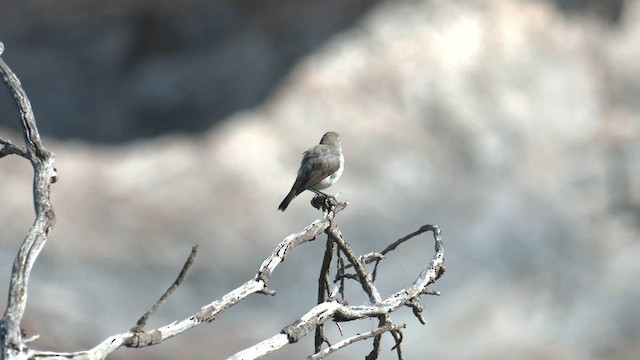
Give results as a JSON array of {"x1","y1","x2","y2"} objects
[
  {"x1": 371, "y1": 225, "x2": 442, "y2": 283},
  {"x1": 380, "y1": 225, "x2": 437, "y2": 256},
  {"x1": 131, "y1": 246, "x2": 199, "y2": 333},
  {"x1": 308, "y1": 323, "x2": 405, "y2": 360},
  {"x1": 390, "y1": 327, "x2": 404, "y2": 359},
  {"x1": 347, "y1": 225, "x2": 437, "y2": 285}
]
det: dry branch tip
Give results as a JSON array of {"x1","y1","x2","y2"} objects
[{"x1": 131, "y1": 245, "x2": 198, "y2": 333}]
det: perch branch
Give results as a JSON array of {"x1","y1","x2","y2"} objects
[{"x1": 229, "y1": 225, "x2": 445, "y2": 359}]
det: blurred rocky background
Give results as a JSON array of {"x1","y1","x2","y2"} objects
[{"x1": 1, "y1": 0, "x2": 639, "y2": 359}]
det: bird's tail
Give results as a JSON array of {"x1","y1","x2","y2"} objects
[{"x1": 278, "y1": 189, "x2": 297, "y2": 211}]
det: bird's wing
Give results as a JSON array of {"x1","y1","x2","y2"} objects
[{"x1": 297, "y1": 145, "x2": 341, "y2": 190}]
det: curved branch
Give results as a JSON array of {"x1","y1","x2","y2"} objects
[
  {"x1": 131, "y1": 245, "x2": 199, "y2": 333},
  {"x1": 0, "y1": 42, "x2": 57, "y2": 358},
  {"x1": 309, "y1": 323, "x2": 405, "y2": 360}
]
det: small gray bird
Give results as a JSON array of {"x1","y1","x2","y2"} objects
[{"x1": 278, "y1": 131, "x2": 344, "y2": 211}]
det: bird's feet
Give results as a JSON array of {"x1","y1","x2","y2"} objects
[{"x1": 310, "y1": 192, "x2": 340, "y2": 212}]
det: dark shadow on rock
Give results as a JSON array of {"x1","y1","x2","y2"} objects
[
  {"x1": 0, "y1": 0, "x2": 380, "y2": 143},
  {"x1": 549, "y1": 0, "x2": 625, "y2": 23}
]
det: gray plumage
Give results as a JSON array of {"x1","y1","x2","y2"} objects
[{"x1": 278, "y1": 132, "x2": 344, "y2": 211}]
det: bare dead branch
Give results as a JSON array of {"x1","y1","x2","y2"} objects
[
  {"x1": 365, "y1": 318, "x2": 385, "y2": 360},
  {"x1": 24, "y1": 205, "x2": 347, "y2": 359},
  {"x1": 0, "y1": 137, "x2": 28, "y2": 159},
  {"x1": 406, "y1": 297, "x2": 427, "y2": 325},
  {"x1": 1, "y1": 42, "x2": 57, "y2": 359},
  {"x1": 230, "y1": 225, "x2": 445, "y2": 359},
  {"x1": 326, "y1": 224, "x2": 382, "y2": 304},
  {"x1": 336, "y1": 253, "x2": 346, "y2": 301},
  {"x1": 380, "y1": 224, "x2": 437, "y2": 257},
  {"x1": 421, "y1": 288, "x2": 441, "y2": 296},
  {"x1": 131, "y1": 245, "x2": 199, "y2": 333},
  {"x1": 315, "y1": 237, "x2": 335, "y2": 352},
  {"x1": 390, "y1": 326, "x2": 403, "y2": 354},
  {"x1": 360, "y1": 252, "x2": 384, "y2": 263}
]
